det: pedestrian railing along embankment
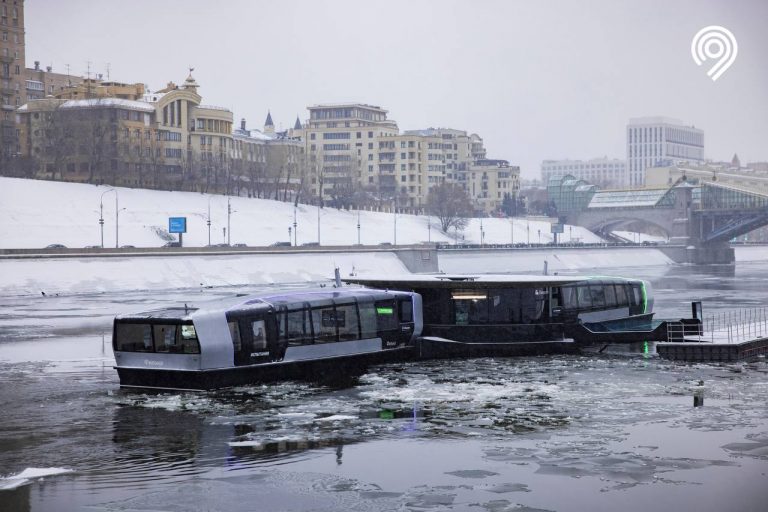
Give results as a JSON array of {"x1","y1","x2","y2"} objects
[{"x1": 665, "y1": 307, "x2": 768, "y2": 345}]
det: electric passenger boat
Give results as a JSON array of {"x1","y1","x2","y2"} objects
[
  {"x1": 342, "y1": 274, "x2": 654, "y2": 344},
  {"x1": 113, "y1": 288, "x2": 422, "y2": 390}
]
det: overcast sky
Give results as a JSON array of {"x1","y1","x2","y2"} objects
[{"x1": 26, "y1": 0, "x2": 768, "y2": 178}]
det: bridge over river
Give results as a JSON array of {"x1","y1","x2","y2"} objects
[{"x1": 549, "y1": 175, "x2": 768, "y2": 264}]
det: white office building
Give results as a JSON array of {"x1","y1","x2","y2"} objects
[
  {"x1": 627, "y1": 117, "x2": 704, "y2": 187},
  {"x1": 541, "y1": 157, "x2": 626, "y2": 189}
]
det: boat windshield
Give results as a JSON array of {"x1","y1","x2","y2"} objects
[{"x1": 114, "y1": 321, "x2": 200, "y2": 354}]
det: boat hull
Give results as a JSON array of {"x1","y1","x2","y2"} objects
[{"x1": 116, "y1": 346, "x2": 414, "y2": 391}]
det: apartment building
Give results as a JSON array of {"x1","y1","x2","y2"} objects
[
  {"x1": 304, "y1": 103, "x2": 399, "y2": 201},
  {"x1": 232, "y1": 114, "x2": 305, "y2": 199},
  {"x1": 627, "y1": 117, "x2": 704, "y2": 187},
  {"x1": 17, "y1": 73, "x2": 237, "y2": 191},
  {"x1": 0, "y1": 0, "x2": 24, "y2": 157},
  {"x1": 467, "y1": 159, "x2": 521, "y2": 213},
  {"x1": 541, "y1": 157, "x2": 626, "y2": 189}
]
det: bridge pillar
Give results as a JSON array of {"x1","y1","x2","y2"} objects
[
  {"x1": 687, "y1": 243, "x2": 735, "y2": 264},
  {"x1": 659, "y1": 243, "x2": 734, "y2": 264}
]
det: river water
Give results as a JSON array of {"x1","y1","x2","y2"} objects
[{"x1": 0, "y1": 263, "x2": 767, "y2": 511}]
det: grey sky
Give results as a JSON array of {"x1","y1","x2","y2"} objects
[{"x1": 26, "y1": 0, "x2": 768, "y2": 179}]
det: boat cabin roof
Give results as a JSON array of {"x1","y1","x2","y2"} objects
[
  {"x1": 343, "y1": 274, "x2": 593, "y2": 289},
  {"x1": 115, "y1": 287, "x2": 409, "y2": 321}
]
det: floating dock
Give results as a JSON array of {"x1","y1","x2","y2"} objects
[
  {"x1": 656, "y1": 337, "x2": 768, "y2": 362},
  {"x1": 657, "y1": 312, "x2": 768, "y2": 362}
]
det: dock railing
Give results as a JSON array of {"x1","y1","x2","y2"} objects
[{"x1": 666, "y1": 307, "x2": 768, "y2": 344}]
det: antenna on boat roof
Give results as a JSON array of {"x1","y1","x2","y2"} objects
[{"x1": 334, "y1": 267, "x2": 342, "y2": 288}]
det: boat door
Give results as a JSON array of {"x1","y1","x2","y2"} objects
[
  {"x1": 396, "y1": 296, "x2": 415, "y2": 344},
  {"x1": 229, "y1": 312, "x2": 278, "y2": 365}
]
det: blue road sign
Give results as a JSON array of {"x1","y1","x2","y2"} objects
[{"x1": 169, "y1": 217, "x2": 187, "y2": 234}]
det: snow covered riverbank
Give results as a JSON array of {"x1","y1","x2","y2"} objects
[{"x1": 0, "y1": 177, "x2": 600, "y2": 249}]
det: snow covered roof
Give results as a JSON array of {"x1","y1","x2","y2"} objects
[
  {"x1": 59, "y1": 98, "x2": 156, "y2": 112},
  {"x1": 197, "y1": 104, "x2": 231, "y2": 112},
  {"x1": 234, "y1": 128, "x2": 274, "y2": 141}
]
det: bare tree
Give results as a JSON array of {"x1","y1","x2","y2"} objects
[
  {"x1": 426, "y1": 182, "x2": 473, "y2": 232},
  {"x1": 70, "y1": 106, "x2": 111, "y2": 184},
  {"x1": 38, "y1": 105, "x2": 73, "y2": 181}
]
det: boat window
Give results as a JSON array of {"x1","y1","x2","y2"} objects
[
  {"x1": 311, "y1": 307, "x2": 338, "y2": 343},
  {"x1": 114, "y1": 323, "x2": 153, "y2": 352},
  {"x1": 336, "y1": 303, "x2": 360, "y2": 341},
  {"x1": 358, "y1": 301, "x2": 378, "y2": 338},
  {"x1": 454, "y1": 300, "x2": 469, "y2": 325},
  {"x1": 284, "y1": 309, "x2": 312, "y2": 346},
  {"x1": 576, "y1": 285, "x2": 592, "y2": 309},
  {"x1": 561, "y1": 286, "x2": 579, "y2": 310},
  {"x1": 114, "y1": 322, "x2": 199, "y2": 354},
  {"x1": 489, "y1": 289, "x2": 531, "y2": 323},
  {"x1": 228, "y1": 321, "x2": 241, "y2": 351},
  {"x1": 375, "y1": 300, "x2": 398, "y2": 331},
  {"x1": 179, "y1": 324, "x2": 200, "y2": 354},
  {"x1": 615, "y1": 283, "x2": 628, "y2": 306},
  {"x1": 631, "y1": 284, "x2": 643, "y2": 308},
  {"x1": 399, "y1": 298, "x2": 413, "y2": 323},
  {"x1": 154, "y1": 325, "x2": 182, "y2": 353},
  {"x1": 252, "y1": 320, "x2": 267, "y2": 350},
  {"x1": 604, "y1": 284, "x2": 617, "y2": 307},
  {"x1": 589, "y1": 286, "x2": 606, "y2": 308}
]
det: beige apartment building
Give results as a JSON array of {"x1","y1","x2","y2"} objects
[
  {"x1": 303, "y1": 102, "x2": 515, "y2": 213},
  {"x1": 375, "y1": 131, "x2": 444, "y2": 207},
  {"x1": 17, "y1": 73, "x2": 236, "y2": 190},
  {"x1": 304, "y1": 103, "x2": 399, "y2": 202},
  {"x1": 466, "y1": 159, "x2": 521, "y2": 213},
  {"x1": 232, "y1": 114, "x2": 306, "y2": 200}
]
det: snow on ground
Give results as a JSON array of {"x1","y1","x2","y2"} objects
[
  {"x1": 3, "y1": 178, "x2": 767, "y2": 297},
  {"x1": 0, "y1": 252, "x2": 410, "y2": 296},
  {"x1": 0, "y1": 177, "x2": 602, "y2": 249},
  {"x1": 438, "y1": 247, "x2": 675, "y2": 274},
  {"x1": 612, "y1": 230, "x2": 668, "y2": 243}
]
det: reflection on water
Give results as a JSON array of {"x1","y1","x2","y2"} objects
[{"x1": 1, "y1": 263, "x2": 768, "y2": 511}]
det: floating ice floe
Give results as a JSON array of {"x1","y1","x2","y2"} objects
[{"x1": 0, "y1": 467, "x2": 72, "y2": 491}]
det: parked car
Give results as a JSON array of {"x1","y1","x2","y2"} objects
[
  {"x1": 233, "y1": 243, "x2": 248, "y2": 247},
  {"x1": 271, "y1": 241, "x2": 292, "y2": 247},
  {"x1": 163, "y1": 241, "x2": 181, "y2": 247},
  {"x1": 45, "y1": 244, "x2": 67, "y2": 249},
  {"x1": 301, "y1": 242, "x2": 319, "y2": 247},
  {"x1": 120, "y1": 245, "x2": 136, "y2": 249},
  {"x1": 84, "y1": 245, "x2": 100, "y2": 249}
]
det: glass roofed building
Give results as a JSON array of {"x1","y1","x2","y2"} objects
[{"x1": 546, "y1": 175, "x2": 598, "y2": 214}]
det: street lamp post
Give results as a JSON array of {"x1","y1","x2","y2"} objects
[
  {"x1": 227, "y1": 197, "x2": 232, "y2": 246},
  {"x1": 510, "y1": 218, "x2": 514, "y2": 245},
  {"x1": 317, "y1": 202, "x2": 321, "y2": 245},
  {"x1": 526, "y1": 220, "x2": 530, "y2": 245},
  {"x1": 538, "y1": 229, "x2": 541, "y2": 244},
  {"x1": 393, "y1": 202, "x2": 397, "y2": 246},
  {"x1": 99, "y1": 188, "x2": 115, "y2": 248},
  {"x1": 357, "y1": 210, "x2": 361, "y2": 245},
  {"x1": 480, "y1": 218, "x2": 484, "y2": 246},
  {"x1": 428, "y1": 220, "x2": 431, "y2": 243},
  {"x1": 207, "y1": 196, "x2": 212, "y2": 246},
  {"x1": 293, "y1": 206, "x2": 298, "y2": 246},
  {"x1": 288, "y1": 226, "x2": 292, "y2": 243}
]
